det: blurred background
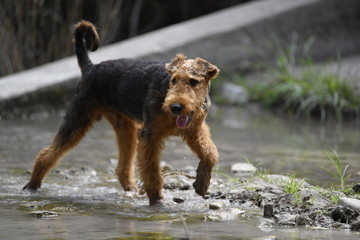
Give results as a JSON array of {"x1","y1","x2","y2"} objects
[{"x1": 0, "y1": 0, "x2": 249, "y2": 77}]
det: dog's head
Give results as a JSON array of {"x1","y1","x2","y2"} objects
[{"x1": 162, "y1": 54, "x2": 219, "y2": 129}]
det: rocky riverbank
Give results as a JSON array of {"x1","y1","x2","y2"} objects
[{"x1": 161, "y1": 163, "x2": 360, "y2": 232}]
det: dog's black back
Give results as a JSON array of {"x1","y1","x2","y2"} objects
[{"x1": 78, "y1": 59, "x2": 170, "y2": 122}]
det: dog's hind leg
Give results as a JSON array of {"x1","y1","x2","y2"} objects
[
  {"x1": 104, "y1": 113, "x2": 139, "y2": 191},
  {"x1": 23, "y1": 96, "x2": 96, "y2": 191}
]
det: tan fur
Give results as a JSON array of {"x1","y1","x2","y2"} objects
[{"x1": 23, "y1": 21, "x2": 219, "y2": 205}]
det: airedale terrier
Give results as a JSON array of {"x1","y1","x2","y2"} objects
[{"x1": 23, "y1": 20, "x2": 219, "y2": 205}]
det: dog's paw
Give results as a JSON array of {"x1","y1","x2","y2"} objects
[
  {"x1": 23, "y1": 181, "x2": 41, "y2": 192},
  {"x1": 123, "y1": 183, "x2": 138, "y2": 192},
  {"x1": 149, "y1": 193, "x2": 164, "y2": 206},
  {"x1": 193, "y1": 176, "x2": 210, "y2": 197}
]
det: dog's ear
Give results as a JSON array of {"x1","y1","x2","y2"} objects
[
  {"x1": 194, "y1": 58, "x2": 219, "y2": 81},
  {"x1": 166, "y1": 53, "x2": 187, "y2": 74}
]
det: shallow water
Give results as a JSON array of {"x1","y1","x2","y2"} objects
[{"x1": 1, "y1": 106, "x2": 360, "y2": 239}]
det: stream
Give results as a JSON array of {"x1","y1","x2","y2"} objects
[{"x1": 0, "y1": 106, "x2": 359, "y2": 239}]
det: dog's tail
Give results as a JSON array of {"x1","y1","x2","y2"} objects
[{"x1": 73, "y1": 20, "x2": 99, "y2": 73}]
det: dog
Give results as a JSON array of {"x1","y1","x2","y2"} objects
[{"x1": 23, "y1": 20, "x2": 219, "y2": 205}]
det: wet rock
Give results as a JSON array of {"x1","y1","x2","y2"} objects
[
  {"x1": 350, "y1": 220, "x2": 360, "y2": 231},
  {"x1": 338, "y1": 198, "x2": 360, "y2": 213},
  {"x1": 231, "y1": 162, "x2": 256, "y2": 175},
  {"x1": 263, "y1": 204, "x2": 274, "y2": 218},
  {"x1": 267, "y1": 175, "x2": 310, "y2": 188},
  {"x1": 261, "y1": 193, "x2": 277, "y2": 201},
  {"x1": 330, "y1": 206, "x2": 359, "y2": 223},
  {"x1": 160, "y1": 161, "x2": 173, "y2": 172},
  {"x1": 207, "y1": 208, "x2": 244, "y2": 221},
  {"x1": 269, "y1": 188, "x2": 284, "y2": 195},
  {"x1": 258, "y1": 218, "x2": 275, "y2": 228},
  {"x1": 252, "y1": 236, "x2": 277, "y2": 240},
  {"x1": 352, "y1": 183, "x2": 360, "y2": 193},
  {"x1": 295, "y1": 214, "x2": 312, "y2": 226},
  {"x1": 163, "y1": 175, "x2": 191, "y2": 190},
  {"x1": 228, "y1": 188, "x2": 246, "y2": 196},
  {"x1": 173, "y1": 197, "x2": 185, "y2": 204},
  {"x1": 182, "y1": 165, "x2": 196, "y2": 176},
  {"x1": 109, "y1": 158, "x2": 117, "y2": 166},
  {"x1": 29, "y1": 211, "x2": 58, "y2": 218},
  {"x1": 220, "y1": 82, "x2": 249, "y2": 104},
  {"x1": 209, "y1": 202, "x2": 224, "y2": 210},
  {"x1": 275, "y1": 213, "x2": 296, "y2": 226},
  {"x1": 299, "y1": 188, "x2": 332, "y2": 208}
]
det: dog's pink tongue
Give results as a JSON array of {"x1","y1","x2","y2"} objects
[{"x1": 176, "y1": 115, "x2": 189, "y2": 129}]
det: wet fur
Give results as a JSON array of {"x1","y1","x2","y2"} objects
[{"x1": 23, "y1": 20, "x2": 219, "y2": 205}]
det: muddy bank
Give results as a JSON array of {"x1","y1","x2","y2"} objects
[
  {"x1": 1, "y1": 164, "x2": 360, "y2": 239},
  {"x1": 160, "y1": 165, "x2": 360, "y2": 232},
  {"x1": 17, "y1": 165, "x2": 360, "y2": 231}
]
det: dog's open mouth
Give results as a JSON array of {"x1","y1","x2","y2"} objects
[{"x1": 176, "y1": 114, "x2": 192, "y2": 129}]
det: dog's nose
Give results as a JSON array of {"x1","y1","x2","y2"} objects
[{"x1": 170, "y1": 103, "x2": 183, "y2": 115}]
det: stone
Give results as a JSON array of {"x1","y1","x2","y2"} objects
[
  {"x1": 29, "y1": 211, "x2": 58, "y2": 219},
  {"x1": 207, "y1": 208, "x2": 244, "y2": 221},
  {"x1": 276, "y1": 213, "x2": 296, "y2": 226},
  {"x1": 160, "y1": 161, "x2": 173, "y2": 172},
  {"x1": 173, "y1": 197, "x2": 185, "y2": 204},
  {"x1": 299, "y1": 188, "x2": 332, "y2": 208},
  {"x1": 263, "y1": 204, "x2": 274, "y2": 218},
  {"x1": 252, "y1": 236, "x2": 277, "y2": 240},
  {"x1": 231, "y1": 162, "x2": 256, "y2": 175},
  {"x1": 295, "y1": 214, "x2": 312, "y2": 226},
  {"x1": 352, "y1": 183, "x2": 360, "y2": 193},
  {"x1": 330, "y1": 206, "x2": 359, "y2": 223},
  {"x1": 350, "y1": 220, "x2": 360, "y2": 231},
  {"x1": 338, "y1": 197, "x2": 360, "y2": 213},
  {"x1": 209, "y1": 202, "x2": 224, "y2": 210},
  {"x1": 220, "y1": 83, "x2": 249, "y2": 104},
  {"x1": 163, "y1": 175, "x2": 191, "y2": 190},
  {"x1": 258, "y1": 218, "x2": 275, "y2": 228}
]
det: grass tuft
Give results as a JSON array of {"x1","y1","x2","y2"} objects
[
  {"x1": 246, "y1": 39, "x2": 360, "y2": 120},
  {"x1": 322, "y1": 149, "x2": 351, "y2": 190},
  {"x1": 283, "y1": 173, "x2": 305, "y2": 206}
]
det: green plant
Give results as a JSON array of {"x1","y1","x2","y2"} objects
[
  {"x1": 283, "y1": 173, "x2": 305, "y2": 206},
  {"x1": 322, "y1": 149, "x2": 351, "y2": 189},
  {"x1": 214, "y1": 165, "x2": 240, "y2": 184},
  {"x1": 327, "y1": 185, "x2": 342, "y2": 204},
  {"x1": 245, "y1": 38, "x2": 360, "y2": 120}
]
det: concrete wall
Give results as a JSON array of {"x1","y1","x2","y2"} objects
[{"x1": 1, "y1": 0, "x2": 359, "y2": 119}]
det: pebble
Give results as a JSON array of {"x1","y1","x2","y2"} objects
[
  {"x1": 163, "y1": 175, "x2": 191, "y2": 190},
  {"x1": 29, "y1": 211, "x2": 58, "y2": 218},
  {"x1": 338, "y1": 197, "x2": 360, "y2": 213},
  {"x1": 330, "y1": 206, "x2": 358, "y2": 223},
  {"x1": 231, "y1": 163, "x2": 256, "y2": 175},
  {"x1": 351, "y1": 183, "x2": 360, "y2": 193},
  {"x1": 209, "y1": 202, "x2": 224, "y2": 210},
  {"x1": 263, "y1": 204, "x2": 274, "y2": 218},
  {"x1": 208, "y1": 208, "x2": 243, "y2": 221},
  {"x1": 173, "y1": 197, "x2": 185, "y2": 204},
  {"x1": 258, "y1": 218, "x2": 275, "y2": 228},
  {"x1": 221, "y1": 82, "x2": 249, "y2": 104},
  {"x1": 276, "y1": 213, "x2": 296, "y2": 226},
  {"x1": 253, "y1": 236, "x2": 277, "y2": 240},
  {"x1": 350, "y1": 220, "x2": 360, "y2": 231}
]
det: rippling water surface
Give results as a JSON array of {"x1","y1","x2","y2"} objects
[{"x1": 1, "y1": 106, "x2": 359, "y2": 239}]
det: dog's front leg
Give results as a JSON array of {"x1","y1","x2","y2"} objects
[
  {"x1": 137, "y1": 128, "x2": 165, "y2": 205},
  {"x1": 183, "y1": 122, "x2": 218, "y2": 197}
]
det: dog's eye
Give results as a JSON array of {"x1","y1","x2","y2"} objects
[
  {"x1": 171, "y1": 78, "x2": 177, "y2": 85},
  {"x1": 189, "y1": 78, "x2": 199, "y2": 87}
]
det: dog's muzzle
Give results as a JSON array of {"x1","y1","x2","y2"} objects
[{"x1": 170, "y1": 103, "x2": 192, "y2": 129}]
